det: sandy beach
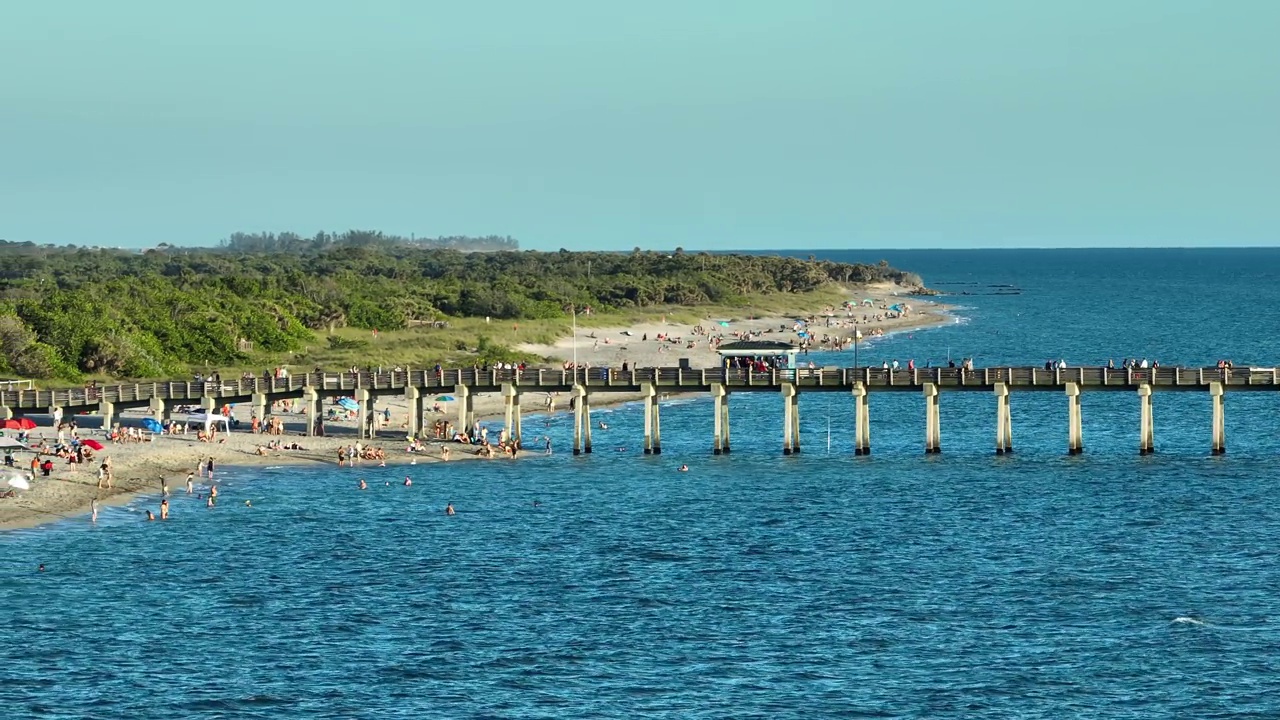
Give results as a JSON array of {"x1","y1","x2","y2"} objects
[{"x1": 0, "y1": 284, "x2": 948, "y2": 530}]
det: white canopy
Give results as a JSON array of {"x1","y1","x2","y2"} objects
[
  {"x1": 187, "y1": 413, "x2": 231, "y2": 431},
  {"x1": 0, "y1": 437, "x2": 31, "y2": 451}
]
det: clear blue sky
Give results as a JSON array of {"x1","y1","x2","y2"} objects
[{"x1": 2, "y1": 1, "x2": 1277, "y2": 250}]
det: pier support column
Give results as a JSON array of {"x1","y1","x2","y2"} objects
[
  {"x1": 1138, "y1": 384, "x2": 1155, "y2": 455},
  {"x1": 582, "y1": 389, "x2": 592, "y2": 454},
  {"x1": 200, "y1": 396, "x2": 216, "y2": 415},
  {"x1": 303, "y1": 387, "x2": 320, "y2": 436},
  {"x1": 652, "y1": 390, "x2": 661, "y2": 455},
  {"x1": 98, "y1": 401, "x2": 115, "y2": 429},
  {"x1": 642, "y1": 383, "x2": 654, "y2": 454},
  {"x1": 1210, "y1": 381, "x2": 1226, "y2": 455},
  {"x1": 1065, "y1": 382, "x2": 1083, "y2": 455},
  {"x1": 148, "y1": 396, "x2": 166, "y2": 423},
  {"x1": 572, "y1": 384, "x2": 592, "y2": 455},
  {"x1": 454, "y1": 385, "x2": 474, "y2": 438},
  {"x1": 781, "y1": 383, "x2": 800, "y2": 455},
  {"x1": 852, "y1": 382, "x2": 871, "y2": 455},
  {"x1": 251, "y1": 393, "x2": 268, "y2": 426},
  {"x1": 993, "y1": 383, "x2": 1012, "y2": 454},
  {"x1": 512, "y1": 389, "x2": 523, "y2": 448},
  {"x1": 0, "y1": 406, "x2": 11, "y2": 421},
  {"x1": 404, "y1": 387, "x2": 422, "y2": 439},
  {"x1": 502, "y1": 384, "x2": 523, "y2": 446},
  {"x1": 711, "y1": 384, "x2": 729, "y2": 454},
  {"x1": 721, "y1": 388, "x2": 731, "y2": 454},
  {"x1": 923, "y1": 383, "x2": 941, "y2": 454},
  {"x1": 355, "y1": 388, "x2": 372, "y2": 439}
]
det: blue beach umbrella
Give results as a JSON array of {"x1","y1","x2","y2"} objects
[
  {"x1": 337, "y1": 398, "x2": 360, "y2": 411},
  {"x1": 141, "y1": 418, "x2": 163, "y2": 433},
  {"x1": 435, "y1": 395, "x2": 456, "y2": 402}
]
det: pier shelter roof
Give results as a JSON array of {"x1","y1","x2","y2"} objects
[{"x1": 716, "y1": 340, "x2": 800, "y2": 358}]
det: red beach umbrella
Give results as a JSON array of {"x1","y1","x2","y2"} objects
[
  {"x1": 80, "y1": 439, "x2": 104, "y2": 451},
  {"x1": 16, "y1": 418, "x2": 36, "y2": 430},
  {"x1": 1, "y1": 419, "x2": 20, "y2": 430}
]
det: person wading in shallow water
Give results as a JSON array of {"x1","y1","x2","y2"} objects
[{"x1": 445, "y1": 503, "x2": 455, "y2": 516}]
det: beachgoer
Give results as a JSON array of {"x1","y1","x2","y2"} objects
[
  {"x1": 160, "y1": 499, "x2": 169, "y2": 520},
  {"x1": 206, "y1": 457, "x2": 215, "y2": 480},
  {"x1": 445, "y1": 503, "x2": 455, "y2": 516},
  {"x1": 186, "y1": 473, "x2": 194, "y2": 494},
  {"x1": 146, "y1": 510, "x2": 156, "y2": 521},
  {"x1": 91, "y1": 499, "x2": 98, "y2": 523},
  {"x1": 679, "y1": 464, "x2": 689, "y2": 472},
  {"x1": 404, "y1": 476, "x2": 412, "y2": 486},
  {"x1": 245, "y1": 500, "x2": 252, "y2": 507},
  {"x1": 358, "y1": 479, "x2": 367, "y2": 490}
]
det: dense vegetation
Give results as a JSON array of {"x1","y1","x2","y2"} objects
[{"x1": 0, "y1": 233, "x2": 922, "y2": 380}]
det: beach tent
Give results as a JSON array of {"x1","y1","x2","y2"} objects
[{"x1": 141, "y1": 418, "x2": 163, "y2": 433}]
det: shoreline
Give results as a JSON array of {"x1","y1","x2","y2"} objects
[{"x1": 0, "y1": 288, "x2": 952, "y2": 531}]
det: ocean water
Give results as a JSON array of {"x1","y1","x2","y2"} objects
[{"x1": 5, "y1": 248, "x2": 1280, "y2": 718}]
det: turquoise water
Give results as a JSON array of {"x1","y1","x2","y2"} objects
[{"x1": 5, "y1": 248, "x2": 1280, "y2": 718}]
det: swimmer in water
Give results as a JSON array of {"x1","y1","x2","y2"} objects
[
  {"x1": 445, "y1": 503, "x2": 455, "y2": 516},
  {"x1": 358, "y1": 479, "x2": 367, "y2": 490},
  {"x1": 38, "y1": 564, "x2": 45, "y2": 572},
  {"x1": 404, "y1": 476, "x2": 412, "y2": 486},
  {"x1": 146, "y1": 510, "x2": 156, "y2": 521},
  {"x1": 679, "y1": 464, "x2": 689, "y2": 472},
  {"x1": 206, "y1": 495, "x2": 214, "y2": 508},
  {"x1": 244, "y1": 500, "x2": 252, "y2": 507},
  {"x1": 599, "y1": 421, "x2": 608, "y2": 430},
  {"x1": 160, "y1": 499, "x2": 169, "y2": 520},
  {"x1": 186, "y1": 473, "x2": 194, "y2": 494},
  {"x1": 533, "y1": 500, "x2": 541, "y2": 507}
]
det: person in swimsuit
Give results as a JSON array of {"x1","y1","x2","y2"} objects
[{"x1": 445, "y1": 503, "x2": 455, "y2": 516}]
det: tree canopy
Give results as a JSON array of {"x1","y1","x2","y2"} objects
[{"x1": 0, "y1": 234, "x2": 923, "y2": 380}]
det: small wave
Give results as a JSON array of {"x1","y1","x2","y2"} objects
[{"x1": 1172, "y1": 616, "x2": 1208, "y2": 626}]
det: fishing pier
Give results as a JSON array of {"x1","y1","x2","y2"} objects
[{"x1": 0, "y1": 365, "x2": 1268, "y2": 456}]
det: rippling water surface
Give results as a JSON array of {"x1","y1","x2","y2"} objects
[{"x1": 5, "y1": 248, "x2": 1280, "y2": 718}]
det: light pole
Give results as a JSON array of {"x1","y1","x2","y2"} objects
[{"x1": 854, "y1": 329, "x2": 862, "y2": 370}]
